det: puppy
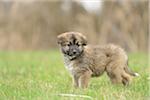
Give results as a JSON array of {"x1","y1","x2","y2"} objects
[{"x1": 57, "y1": 32, "x2": 139, "y2": 88}]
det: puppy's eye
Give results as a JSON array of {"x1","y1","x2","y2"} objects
[
  {"x1": 66, "y1": 43, "x2": 71, "y2": 46},
  {"x1": 76, "y1": 43, "x2": 80, "y2": 46}
]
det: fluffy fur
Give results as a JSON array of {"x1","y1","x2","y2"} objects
[{"x1": 57, "y1": 32, "x2": 138, "y2": 88}]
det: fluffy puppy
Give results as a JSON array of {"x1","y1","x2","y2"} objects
[{"x1": 57, "y1": 32, "x2": 139, "y2": 88}]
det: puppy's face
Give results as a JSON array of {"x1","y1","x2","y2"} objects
[{"x1": 57, "y1": 32, "x2": 87, "y2": 60}]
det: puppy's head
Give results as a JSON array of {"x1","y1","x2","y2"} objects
[{"x1": 57, "y1": 32, "x2": 87, "y2": 60}]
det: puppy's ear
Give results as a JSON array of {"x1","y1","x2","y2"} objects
[
  {"x1": 81, "y1": 35, "x2": 87, "y2": 46},
  {"x1": 57, "y1": 34, "x2": 64, "y2": 45}
]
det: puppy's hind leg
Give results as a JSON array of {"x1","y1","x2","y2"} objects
[
  {"x1": 121, "y1": 71, "x2": 131, "y2": 86},
  {"x1": 107, "y1": 67, "x2": 131, "y2": 86},
  {"x1": 107, "y1": 72, "x2": 122, "y2": 84},
  {"x1": 106, "y1": 62, "x2": 122, "y2": 84}
]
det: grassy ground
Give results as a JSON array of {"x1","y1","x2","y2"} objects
[{"x1": 0, "y1": 51, "x2": 149, "y2": 100}]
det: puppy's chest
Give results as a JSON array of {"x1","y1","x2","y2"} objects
[
  {"x1": 64, "y1": 61, "x2": 77, "y2": 75},
  {"x1": 64, "y1": 60, "x2": 86, "y2": 75},
  {"x1": 65, "y1": 62, "x2": 75, "y2": 73}
]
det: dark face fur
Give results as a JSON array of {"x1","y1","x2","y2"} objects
[{"x1": 57, "y1": 32, "x2": 87, "y2": 60}]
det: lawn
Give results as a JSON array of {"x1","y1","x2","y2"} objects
[{"x1": 0, "y1": 51, "x2": 149, "y2": 100}]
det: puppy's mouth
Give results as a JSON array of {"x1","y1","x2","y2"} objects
[
  {"x1": 65, "y1": 51, "x2": 83, "y2": 60},
  {"x1": 68, "y1": 55, "x2": 77, "y2": 60}
]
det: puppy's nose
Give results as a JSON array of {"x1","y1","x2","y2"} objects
[{"x1": 73, "y1": 50, "x2": 77, "y2": 54}]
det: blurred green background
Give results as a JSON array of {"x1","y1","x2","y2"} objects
[{"x1": 0, "y1": 0, "x2": 148, "y2": 52}]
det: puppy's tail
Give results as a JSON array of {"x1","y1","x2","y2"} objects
[{"x1": 124, "y1": 66, "x2": 140, "y2": 77}]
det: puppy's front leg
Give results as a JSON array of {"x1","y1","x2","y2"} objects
[
  {"x1": 78, "y1": 70, "x2": 92, "y2": 88},
  {"x1": 72, "y1": 75, "x2": 79, "y2": 88}
]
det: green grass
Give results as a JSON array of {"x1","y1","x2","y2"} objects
[{"x1": 0, "y1": 51, "x2": 149, "y2": 100}]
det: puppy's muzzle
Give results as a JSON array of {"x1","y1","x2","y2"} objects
[
  {"x1": 66, "y1": 46, "x2": 82, "y2": 60},
  {"x1": 68, "y1": 49, "x2": 77, "y2": 56}
]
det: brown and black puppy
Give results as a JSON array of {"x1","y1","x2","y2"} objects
[{"x1": 57, "y1": 32, "x2": 139, "y2": 88}]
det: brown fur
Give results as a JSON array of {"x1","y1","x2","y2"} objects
[{"x1": 57, "y1": 32, "x2": 138, "y2": 88}]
